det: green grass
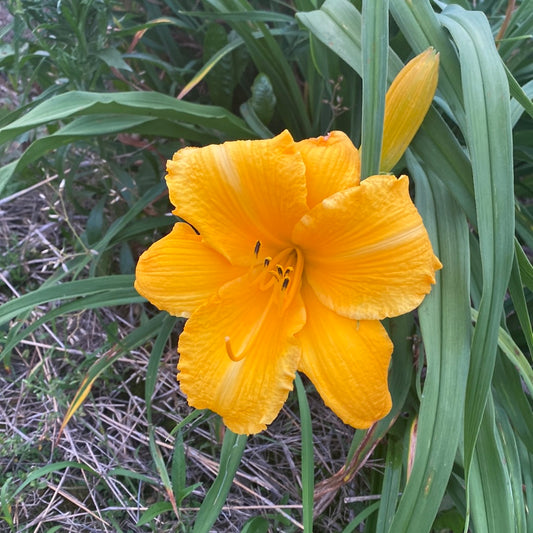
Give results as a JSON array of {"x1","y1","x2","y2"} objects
[{"x1": 0, "y1": 0, "x2": 531, "y2": 531}]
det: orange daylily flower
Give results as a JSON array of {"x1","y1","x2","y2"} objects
[
  {"x1": 135, "y1": 49, "x2": 441, "y2": 435},
  {"x1": 135, "y1": 133, "x2": 441, "y2": 435}
]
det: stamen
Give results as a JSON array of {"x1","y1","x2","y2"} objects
[
  {"x1": 254, "y1": 240, "x2": 261, "y2": 258},
  {"x1": 280, "y1": 248, "x2": 304, "y2": 313},
  {"x1": 225, "y1": 336, "x2": 246, "y2": 362},
  {"x1": 253, "y1": 248, "x2": 303, "y2": 296}
]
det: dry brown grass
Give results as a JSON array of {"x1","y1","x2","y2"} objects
[{"x1": 0, "y1": 177, "x2": 381, "y2": 532}]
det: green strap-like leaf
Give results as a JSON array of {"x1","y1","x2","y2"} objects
[
  {"x1": 145, "y1": 314, "x2": 179, "y2": 421},
  {"x1": 297, "y1": 0, "x2": 364, "y2": 76},
  {"x1": 375, "y1": 438, "x2": 403, "y2": 532},
  {"x1": 295, "y1": 373, "x2": 314, "y2": 532},
  {"x1": 0, "y1": 91, "x2": 254, "y2": 195},
  {"x1": 389, "y1": 0, "x2": 465, "y2": 125},
  {"x1": 439, "y1": 10, "x2": 515, "y2": 530},
  {"x1": 468, "y1": 396, "x2": 516, "y2": 533},
  {"x1": 360, "y1": 0, "x2": 388, "y2": 179},
  {"x1": 387, "y1": 152, "x2": 471, "y2": 533},
  {"x1": 192, "y1": 429, "x2": 247, "y2": 533},
  {"x1": 0, "y1": 91, "x2": 253, "y2": 144}
]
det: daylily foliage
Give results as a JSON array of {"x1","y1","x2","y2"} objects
[{"x1": 135, "y1": 49, "x2": 441, "y2": 435}]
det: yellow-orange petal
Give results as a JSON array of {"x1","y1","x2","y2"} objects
[
  {"x1": 381, "y1": 48, "x2": 439, "y2": 172},
  {"x1": 293, "y1": 175, "x2": 442, "y2": 320},
  {"x1": 134, "y1": 222, "x2": 245, "y2": 317},
  {"x1": 298, "y1": 283, "x2": 392, "y2": 428},
  {"x1": 296, "y1": 131, "x2": 360, "y2": 208},
  {"x1": 166, "y1": 130, "x2": 309, "y2": 266},
  {"x1": 177, "y1": 275, "x2": 306, "y2": 435}
]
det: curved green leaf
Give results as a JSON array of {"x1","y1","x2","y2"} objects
[
  {"x1": 387, "y1": 152, "x2": 471, "y2": 533},
  {"x1": 439, "y1": 10, "x2": 515, "y2": 531}
]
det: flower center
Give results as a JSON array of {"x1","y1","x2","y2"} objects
[
  {"x1": 224, "y1": 241, "x2": 304, "y2": 363},
  {"x1": 253, "y1": 242, "x2": 304, "y2": 306}
]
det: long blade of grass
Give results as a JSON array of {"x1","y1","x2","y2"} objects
[
  {"x1": 515, "y1": 240, "x2": 533, "y2": 291},
  {"x1": 145, "y1": 314, "x2": 179, "y2": 422},
  {"x1": 506, "y1": 67, "x2": 533, "y2": 120},
  {"x1": 0, "y1": 275, "x2": 136, "y2": 326},
  {"x1": 518, "y1": 438, "x2": 533, "y2": 532},
  {"x1": 172, "y1": 10, "x2": 295, "y2": 23},
  {"x1": 149, "y1": 426, "x2": 178, "y2": 518},
  {"x1": 178, "y1": 36, "x2": 244, "y2": 100},
  {"x1": 0, "y1": 288, "x2": 144, "y2": 363},
  {"x1": 468, "y1": 396, "x2": 515, "y2": 533},
  {"x1": 171, "y1": 430, "x2": 187, "y2": 505},
  {"x1": 192, "y1": 429, "x2": 247, "y2": 533},
  {"x1": 360, "y1": 0, "x2": 388, "y2": 179},
  {"x1": 470, "y1": 309, "x2": 533, "y2": 397},
  {"x1": 11, "y1": 461, "x2": 97, "y2": 500},
  {"x1": 439, "y1": 9, "x2": 515, "y2": 530},
  {"x1": 136, "y1": 502, "x2": 174, "y2": 527},
  {"x1": 510, "y1": 80, "x2": 533, "y2": 127},
  {"x1": 294, "y1": 373, "x2": 314, "y2": 532},
  {"x1": 341, "y1": 501, "x2": 380, "y2": 533},
  {"x1": 171, "y1": 430, "x2": 201, "y2": 506},
  {"x1": 494, "y1": 402, "x2": 528, "y2": 533},
  {"x1": 375, "y1": 438, "x2": 402, "y2": 532},
  {"x1": 410, "y1": 110, "x2": 476, "y2": 223},
  {"x1": 508, "y1": 253, "x2": 533, "y2": 357},
  {"x1": 493, "y1": 354, "x2": 533, "y2": 457}
]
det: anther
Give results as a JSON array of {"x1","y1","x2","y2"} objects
[
  {"x1": 284, "y1": 267, "x2": 293, "y2": 277},
  {"x1": 264, "y1": 257, "x2": 271, "y2": 267},
  {"x1": 254, "y1": 240, "x2": 261, "y2": 258},
  {"x1": 281, "y1": 277, "x2": 290, "y2": 291},
  {"x1": 276, "y1": 265, "x2": 283, "y2": 277}
]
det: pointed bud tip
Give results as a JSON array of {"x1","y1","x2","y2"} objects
[{"x1": 379, "y1": 48, "x2": 440, "y2": 172}]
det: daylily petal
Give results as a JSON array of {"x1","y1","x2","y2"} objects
[
  {"x1": 298, "y1": 283, "x2": 392, "y2": 428},
  {"x1": 166, "y1": 130, "x2": 309, "y2": 265},
  {"x1": 134, "y1": 222, "x2": 245, "y2": 317},
  {"x1": 293, "y1": 175, "x2": 442, "y2": 320},
  {"x1": 380, "y1": 48, "x2": 439, "y2": 172},
  {"x1": 296, "y1": 131, "x2": 360, "y2": 208},
  {"x1": 177, "y1": 275, "x2": 306, "y2": 435}
]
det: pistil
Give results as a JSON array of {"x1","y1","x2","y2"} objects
[{"x1": 223, "y1": 243, "x2": 305, "y2": 363}]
